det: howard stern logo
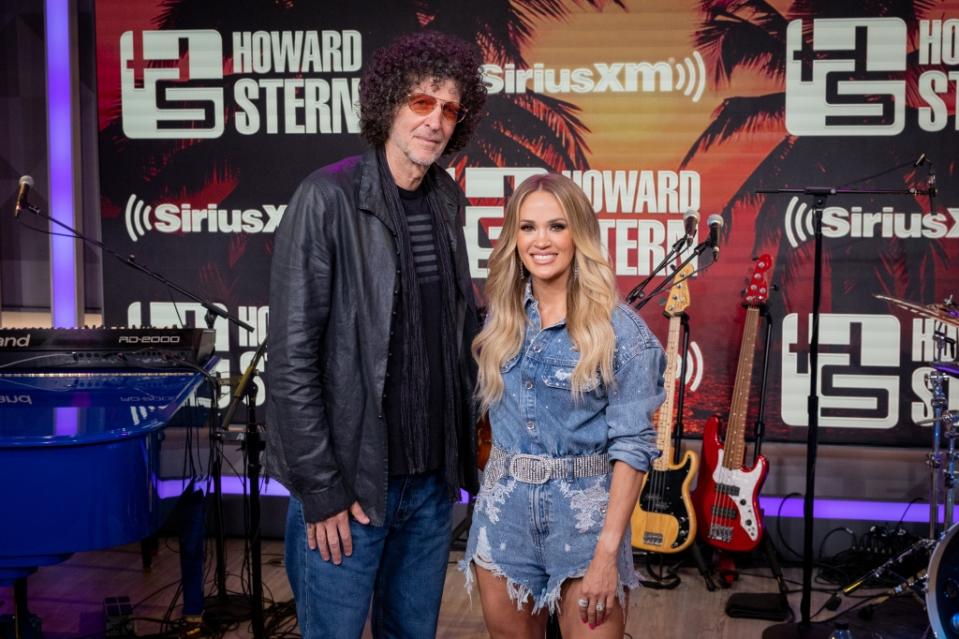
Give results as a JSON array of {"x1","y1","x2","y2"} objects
[
  {"x1": 785, "y1": 18, "x2": 959, "y2": 136},
  {"x1": 783, "y1": 197, "x2": 959, "y2": 247},
  {"x1": 483, "y1": 51, "x2": 706, "y2": 102},
  {"x1": 120, "y1": 29, "x2": 361, "y2": 139},
  {"x1": 124, "y1": 194, "x2": 286, "y2": 242}
]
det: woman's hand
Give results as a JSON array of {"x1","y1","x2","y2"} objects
[{"x1": 578, "y1": 544, "x2": 618, "y2": 627}]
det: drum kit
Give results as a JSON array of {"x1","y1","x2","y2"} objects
[{"x1": 873, "y1": 294, "x2": 959, "y2": 638}]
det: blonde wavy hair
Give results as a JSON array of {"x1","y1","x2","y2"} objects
[{"x1": 473, "y1": 173, "x2": 619, "y2": 411}]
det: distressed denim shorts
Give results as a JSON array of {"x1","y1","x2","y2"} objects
[{"x1": 459, "y1": 467, "x2": 639, "y2": 614}]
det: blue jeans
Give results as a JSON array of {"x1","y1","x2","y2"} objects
[{"x1": 285, "y1": 471, "x2": 453, "y2": 639}]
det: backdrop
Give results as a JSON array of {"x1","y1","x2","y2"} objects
[{"x1": 94, "y1": 0, "x2": 959, "y2": 447}]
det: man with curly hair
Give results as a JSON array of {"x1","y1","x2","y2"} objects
[{"x1": 266, "y1": 30, "x2": 487, "y2": 638}]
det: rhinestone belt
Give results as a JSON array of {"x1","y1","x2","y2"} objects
[{"x1": 485, "y1": 445, "x2": 609, "y2": 485}]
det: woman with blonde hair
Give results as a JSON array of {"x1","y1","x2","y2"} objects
[{"x1": 460, "y1": 172, "x2": 666, "y2": 638}]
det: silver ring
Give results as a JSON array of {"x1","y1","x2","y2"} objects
[
  {"x1": 577, "y1": 598, "x2": 589, "y2": 608},
  {"x1": 595, "y1": 602, "x2": 606, "y2": 612}
]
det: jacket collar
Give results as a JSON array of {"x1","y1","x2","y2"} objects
[
  {"x1": 356, "y1": 147, "x2": 459, "y2": 248},
  {"x1": 356, "y1": 149, "x2": 395, "y2": 234}
]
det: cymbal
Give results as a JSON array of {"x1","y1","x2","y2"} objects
[
  {"x1": 914, "y1": 412, "x2": 958, "y2": 426},
  {"x1": 874, "y1": 294, "x2": 959, "y2": 328},
  {"x1": 934, "y1": 361, "x2": 959, "y2": 378}
]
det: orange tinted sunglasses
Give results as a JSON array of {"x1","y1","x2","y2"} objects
[{"x1": 407, "y1": 93, "x2": 467, "y2": 123}]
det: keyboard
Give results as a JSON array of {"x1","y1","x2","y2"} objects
[{"x1": 0, "y1": 327, "x2": 215, "y2": 371}]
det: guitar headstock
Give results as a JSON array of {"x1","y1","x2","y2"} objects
[
  {"x1": 664, "y1": 263, "x2": 694, "y2": 316},
  {"x1": 743, "y1": 254, "x2": 772, "y2": 307}
]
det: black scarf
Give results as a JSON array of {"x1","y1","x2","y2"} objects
[{"x1": 376, "y1": 147, "x2": 462, "y2": 479}]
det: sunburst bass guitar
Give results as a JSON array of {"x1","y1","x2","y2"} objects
[{"x1": 631, "y1": 264, "x2": 699, "y2": 553}]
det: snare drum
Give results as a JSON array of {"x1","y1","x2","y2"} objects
[{"x1": 928, "y1": 523, "x2": 959, "y2": 638}]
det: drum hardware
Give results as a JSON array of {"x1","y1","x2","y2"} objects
[
  {"x1": 875, "y1": 294, "x2": 959, "y2": 330},
  {"x1": 876, "y1": 293, "x2": 958, "y2": 537},
  {"x1": 840, "y1": 538, "x2": 935, "y2": 597},
  {"x1": 874, "y1": 294, "x2": 959, "y2": 637},
  {"x1": 925, "y1": 369, "x2": 957, "y2": 536},
  {"x1": 926, "y1": 523, "x2": 959, "y2": 638}
]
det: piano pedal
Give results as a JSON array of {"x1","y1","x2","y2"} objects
[
  {"x1": 104, "y1": 596, "x2": 134, "y2": 638},
  {"x1": 140, "y1": 536, "x2": 160, "y2": 572},
  {"x1": 0, "y1": 613, "x2": 42, "y2": 639}
]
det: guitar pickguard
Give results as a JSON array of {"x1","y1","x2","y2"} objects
[{"x1": 708, "y1": 449, "x2": 763, "y2": 542}]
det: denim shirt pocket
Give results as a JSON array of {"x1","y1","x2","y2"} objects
[{"x1": 541, "y1": 362, "x2": 603, "y2": 395}]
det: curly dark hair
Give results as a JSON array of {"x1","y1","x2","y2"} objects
[{"x1": 359, "y1": 31, "x2": 487, "y2": 154}]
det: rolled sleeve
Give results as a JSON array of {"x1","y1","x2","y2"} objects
[{"x1": 605, "y1": 337, "x2": 666, "y2": 473}]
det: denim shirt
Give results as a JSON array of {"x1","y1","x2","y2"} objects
[{"x1": 489, "y1": 285, "x2": 666, "y2": 473}]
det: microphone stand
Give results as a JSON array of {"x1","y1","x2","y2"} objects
[
  {"x1": 632, "y1": 240, "x2": 714, "y2": 312},
  {"x1": 216, "y1": 338, "x2": 268, "y2": 638},
  {"x1": 757, "y1": 180, "x2": 932, "y2": 638},
  {"x1": 15, "y1": 195, "x2": 256, "y2": 626},
  {"x1": 626, "y1": 234, "x2": 691, "y2": 305},
  {"x1": 15, "y1": 199, "x2": 253, "y2": 334}
]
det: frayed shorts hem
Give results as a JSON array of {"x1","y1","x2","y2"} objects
[{"x1": 458, "y1": 556, "x2": 639, "y2": 616}]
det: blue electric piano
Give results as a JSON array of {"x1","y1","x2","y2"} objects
[{"x1": 0, "y1": 327, "x2": 216, "y2": 636}]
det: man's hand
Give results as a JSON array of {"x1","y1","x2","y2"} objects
[{"x1": 306, "y1": 501, "x2": 370, "y2": 564}]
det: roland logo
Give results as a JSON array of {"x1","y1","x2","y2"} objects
[
  {"x1": 118, "y1": 335, "x2": 182, "y2": 345},
  {"x1": 0, "y1": 394, "x2": 32, "y2": 405},
  {"x1": 0, "y1": 334, "x2": 30, "y2": 348}
]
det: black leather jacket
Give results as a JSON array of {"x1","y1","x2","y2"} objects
[{"x1": 265, "y1": 149, "x2": 480, "y2": 525}]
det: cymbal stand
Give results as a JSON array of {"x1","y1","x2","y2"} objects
[
  {"x1": 927, "y1": 323, "x2": 957, "y2": 538},
  {"x1": 942, "y1": 411, "x2": 957, "y2": 534}
]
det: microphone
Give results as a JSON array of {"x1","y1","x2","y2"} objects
[
  {"x1": 15, "y1": 175, "x2": 33, "y2": 218},
  {"x1": 683, "y1": 209, "x2": 699, "y2": 246},
  {"x1": 707, "y1": 214, "x2": 723, "y2": 261},
  {"x1": 913, "y1": 153, "x2": 927, "y2": 167}
]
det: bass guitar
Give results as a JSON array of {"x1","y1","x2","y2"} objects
[
  {"x1": 631, "y1": 264, "x2": 699, "y2": 553},
  {"x1": 692, "y1": 254, "x2": 771, "y2": 553}
]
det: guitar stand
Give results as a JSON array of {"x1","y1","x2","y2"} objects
[
  {"x1": 762, "y1": 531, "x2": 790, "y2": 599},
  {"x1": 689, "y1": 542, "x2": 720, "y2": 591},
  {"x1": 671, "y1": 314, "x2": 719, "y2": 591},
  {"x1": 722, "y1": 305, "x2": 791, "y2": 620}
]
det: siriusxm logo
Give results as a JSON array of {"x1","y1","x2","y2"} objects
[
  {"x1": 681, "y1": 340, "x2": 704, "y2": 392},
  {"x1": 124, "y1": 194, "x2": 286, "y2": 242},
  {"x1": 783, "y1": 197, "x2": 959, "y2": 248},
  {"x1": 482, "y1": 51, "x2": 706, "y2": 102}
]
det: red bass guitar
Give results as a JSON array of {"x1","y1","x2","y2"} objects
[{"x1": 693, "y1": 255, "x2": 771, "y2": 553}]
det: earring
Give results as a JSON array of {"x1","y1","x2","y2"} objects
[
  {"x1": 573, "y1": 261, "x2": 579, "y2": 279},
  {"x1": 517, "y1": 255, "x2": 528, "y2": 279}
]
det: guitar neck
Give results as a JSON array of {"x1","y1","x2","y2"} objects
[
  {"x1": 652, "y1": 314, "x2": 682, "y2": 471},
  {"x1": 723, "y1": 306, "x2": 761, "y2": 470}
]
